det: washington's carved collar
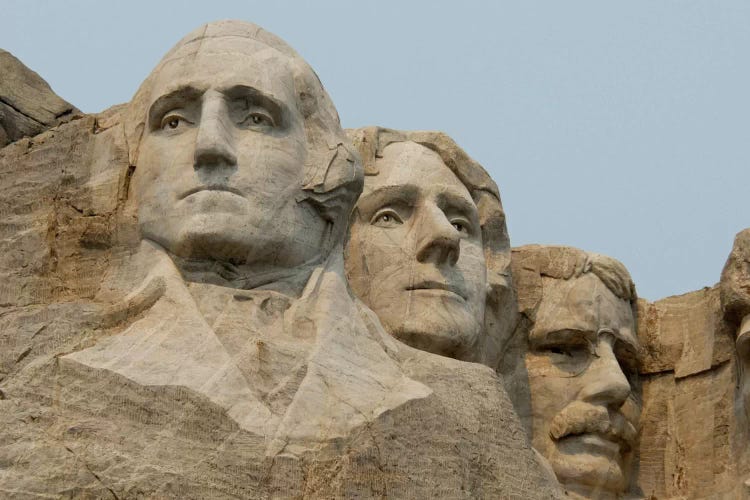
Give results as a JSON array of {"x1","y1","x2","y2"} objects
[{"x1": 166, "y1": 246, "x2": 323, "y2": 297}]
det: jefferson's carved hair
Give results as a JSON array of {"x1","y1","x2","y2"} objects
[
  {"x1": 122, "y1": 20, "x2": 363, "y2": 239},
  {"x1": 345, "y1": 126, "x2": 516, "y2": 365}
]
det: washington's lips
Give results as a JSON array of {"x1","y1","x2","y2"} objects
[
  {"x1": 179, "y1": 185, "x2": 245, "y2": 200},
  {"x1": 405, "y1": 280, "x2": 466, "y2": 300}
]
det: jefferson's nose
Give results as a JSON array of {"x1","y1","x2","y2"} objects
[
  {"x1": 578, "y1": 334, "x2": 631, "y2": 409},
  {"x1": 194, "y1": 92, "x2": 237, "y2": 170},
  {"x1": 415, "y1": 205, "x2": 461, "y2": 266}
]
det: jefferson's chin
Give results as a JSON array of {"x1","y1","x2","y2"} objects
[{"x1": 390, "y1": 309, "x2": 481, "y2": 358}]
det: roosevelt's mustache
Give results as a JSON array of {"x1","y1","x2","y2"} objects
[{"x1": 548, "y1": 401, "x2": 637, "y2": 452}]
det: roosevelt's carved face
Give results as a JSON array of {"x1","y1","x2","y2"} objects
[
  {"x1": 525, "y1": 273, "x2": 640, "y2": 497},
  {"x1": 345, "y1": 141, "x2": 487, "y2": 358},
  {"x1": 132, "y1": 39, "x2": 327, "y2": 267}
]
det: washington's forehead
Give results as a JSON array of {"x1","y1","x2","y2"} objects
[
  {"x1": 366, "y1": 141, "x2": 470, "y2": 197},
  {"x1": 148, "y1": 40, "x2": 297, "y2": 100}
]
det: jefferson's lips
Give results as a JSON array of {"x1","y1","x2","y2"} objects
[
  {"x1": 179, "y1": 185, "x2": 245, "y2": 200},
  {"x1": 405, "y1": 280, "x2": 466, "y2": 300}
]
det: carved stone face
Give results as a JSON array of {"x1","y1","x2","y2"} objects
[
  {"x1": 525, "y1": 273, "x2": 640, "y2": 496},
  {"x1": 345, "y1": 141, "x2": 487, "y2": 357},
  {"x1": 132, "y1": 38, "x2": 327, "y2": 267},
  {"x1": 736, "y1": 317, "x2": 750, "y2": 419}
]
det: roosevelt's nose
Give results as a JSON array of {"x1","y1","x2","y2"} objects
[
  {"x1": 415, "y1": 205, "x2": 461, "y2": 266},
  {"x1": 194, "y1": 92, "x2": 237, "y2": 170},
  {"x1": 578, "y1": 334, "x2": 631, "y2": 409}
]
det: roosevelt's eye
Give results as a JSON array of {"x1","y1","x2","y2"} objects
[
  {"x1": 371, "y1": 209, "x2": 403, "y2": 228},
  {"x1": 241, "y1": 111, "x2": 275, "y2": 128},
  {"x1": 539, "y1": 342, "x2": 591, "y2": 360}
]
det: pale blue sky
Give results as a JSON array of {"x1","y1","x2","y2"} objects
[{"x1": 3, "y1": 1, "x2": 749, "y2": 300}]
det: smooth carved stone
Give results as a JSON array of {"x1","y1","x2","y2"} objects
[
  {"x1": 0, "y1": 49, "x2": 81, "y2": 147},
  {"x1": 0, "y1": 21, "x2": 562, "y2": 499},
  {"x1": 345, "y1": 126, "x2": 517, "y2": 369}
]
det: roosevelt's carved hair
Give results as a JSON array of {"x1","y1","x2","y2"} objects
[
  {"x1": 122, "y1": 20, "x2": 363, "y2": 239},
  {"x1": 346, "y1": 126, "x2": 516, "y2": 365},
  {"x1": 511, "y1": 244, "x2": 637, "y2": 321}
]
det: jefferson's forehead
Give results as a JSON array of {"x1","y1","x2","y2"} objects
[{"x1": 366, "y1": 142, "x2": 472, "y2": 199}]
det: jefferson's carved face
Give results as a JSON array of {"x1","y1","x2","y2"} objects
[
  {"x1": 525, "y1": 273, "x2": 641, "y2": 496},
  {"x1": 132, "y1": 39, "x2": 327, "y2": 266},
  {"x1": 345, "y1": 141, "x2": 487, "y2": 357}
]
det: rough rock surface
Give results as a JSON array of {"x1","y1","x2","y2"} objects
[
  {"x1": 635, "y1": 288, "x2": 741, "y2": 499},
  {"x1": 0, "y1": 49, "x2": 80, "y2": 147}
]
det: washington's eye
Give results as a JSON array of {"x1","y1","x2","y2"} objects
[
  {"x1": 371, "y1": 209, "x2": 403, "y2": 228},
  {"x1": 159, "y1": 113, "x2": 191, "y2": 131}
]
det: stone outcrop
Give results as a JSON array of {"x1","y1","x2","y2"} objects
[{"x1": 0, "y1": 49, "x2": 80, "y2": 147}]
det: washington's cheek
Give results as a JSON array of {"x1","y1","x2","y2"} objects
[{"x1": 234, "y1": 136, "x2": 307, "y2": 202}]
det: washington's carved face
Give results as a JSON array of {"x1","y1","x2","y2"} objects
[
  {"x1": 345, "y1": 141, "x2": 487, "y2": 357},
  {"x1": 132, "y1": 39, "x2": 327, "y2": 267},
  {"x1": 525, "y1": 273, "x2": 641, "y2": 496}
]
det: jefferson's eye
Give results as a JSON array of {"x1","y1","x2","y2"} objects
[
  {"x1": 450, "y1": 219, "x2": 471, "y2": 235},
  {"x1": 371, "y1": 210, "x2": 403, "y2": 227}
]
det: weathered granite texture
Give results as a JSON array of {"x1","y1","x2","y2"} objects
[
  {"x1": 0, "y1": 49, "x2": 80, "y2": 147},
  {"x1": 0, "y1": 21, "x2": 562, "y2": 499}
]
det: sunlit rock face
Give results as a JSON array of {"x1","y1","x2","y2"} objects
[
  {"x1": 0, "y1": 22, "x2": 563, "y2": 499},
  {"x1": 0, "y1": 49, "x2": 80, "y2": 147}
]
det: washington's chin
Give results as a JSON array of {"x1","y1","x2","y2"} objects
[{"x1": 140, "y1": 213, "x2": 266, "y2": 263}]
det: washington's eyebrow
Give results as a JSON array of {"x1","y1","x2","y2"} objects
[
  {"x1": 147, "y1": 86, "x2": 204, "y2": 128},
  {"x1": 220, "y1": 85, "x2": 285, "y2": 119},
  {"x1": 356, "y1": 184, "x2": 419, "y2": 215}
]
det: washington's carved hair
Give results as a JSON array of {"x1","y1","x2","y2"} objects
[
  {"x1": 122, "y1": 20, "x2": 363, "y2": 238},
  {"x1": 345, "y1": 126, "x2": 516, "y2": 365}
]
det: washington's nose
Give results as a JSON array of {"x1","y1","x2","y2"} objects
[
  {"x1": 415, "y1": 206, "x2": 461, "y2": 266},
  {"x1": 194, "y1": 93, "x2": 237, "y2": 170},
  {"x1": 578, "y1": 334, "x2": 631, "y2": 409}
]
